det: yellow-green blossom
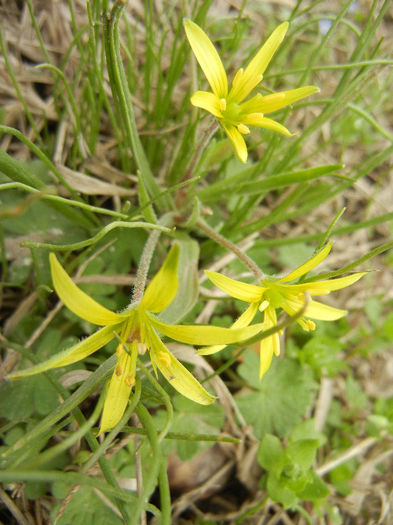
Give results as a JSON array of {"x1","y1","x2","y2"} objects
[
  {"x1": 202, "y1": 242, "x2": 365, "y2": 378},
  {"x1": 8, "y1": 246, "x2": 264, "y2": 433},
  {"x1": 184, "y1": 19, "x2": 319, "y2": 163}
]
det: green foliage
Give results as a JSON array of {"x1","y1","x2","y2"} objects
[
  {"x1": 236, "y1": 353, "x2": 317, "y2": 438},
  {"x1": 51, "y1": 486, "x2": 124, "y2": 525},
  {"x1": 258, "y1": 421, "x2": 329, "y2": 509}
]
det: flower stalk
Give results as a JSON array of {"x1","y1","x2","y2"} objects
[{"x1": 196, "y1": 218, "x2": 263, "y2": 279}]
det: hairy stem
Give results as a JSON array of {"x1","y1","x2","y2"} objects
[
  {"x1": 196, "y1": 219, "x2": 263, "y2": 280},
  {"x1": 130, "y1": 229, "x2": 162, "y2": 304}
]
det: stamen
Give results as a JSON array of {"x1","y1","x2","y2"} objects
[
  {"x1": 306, "y1": 320, "x2": 316, "y2": 331},
  {"x1": 137, "y1": 343, "x2": 147, "y2": 355},
  {"x1": 116, "y1": 344, "x2": 123, "y2": 356},
  {"x1": 259, "y1": 300, "x2": 269, "y2": 312},
  {"x1": 219, "y1": 98, "x2": 227, "y2": 111},
  {"x1": 238, "y1": 123, "x2": 250, "y2": 134},
  {"x1": 115, "y1": 364, "x2": 122, "y2": 376},
  {"x1": 158, "y1": 351, "x2": 171, "y2": 367},
  {"x1": 125, "y1": 375, "x2": 135, "y2": 387}
]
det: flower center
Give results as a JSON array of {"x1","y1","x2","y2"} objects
[
  {"x1": 221, "y1": 101, "x2": 242, "y2": 126},
  {"x1": 262, "y1": 281, "x2": 284, "y2": 308}
]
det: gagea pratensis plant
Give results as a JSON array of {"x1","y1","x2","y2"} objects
[
  {"x1": 7, "y1": 246, "x2": 264, "y2": 433},
  {"x1": 184, "y1": 19, "x2": 319, "y2": 162}
]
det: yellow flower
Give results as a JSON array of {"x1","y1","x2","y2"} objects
[
  {"x1": 8, "y1": 246, "x2": 264, "y2": 433},
  {"x1": 202, "y1": 242, "x2": 366, "y2": 378},
  {"x1": 184, "y1": 19, "x2": 319, "y2": 163}
]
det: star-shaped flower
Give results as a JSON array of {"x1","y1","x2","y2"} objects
[
  {"x1": 8, "y1": 245, "x2": 264, "y2": 433},
  {"x1": 202, "y1": 242, "x2": 365, "y2": 378},
  {"x1": 184, "y1": 19, "x2": 319, "y2": 163}
]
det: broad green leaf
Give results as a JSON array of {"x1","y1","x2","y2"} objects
[
  {"x1": 285, "y1": 439, "x2": 319, "y2": 471},
  {"x1": 267, "y1": 474, "x2": 298, "y2": 509},
  {"x1": 236, "y1": 353, "x2": 316, "y2": 437},
  {"x1": 257, "y1": 434, "x2": 284, "y2": 477},
  {"x1": 297, "y1": 471, "x2": 330, "y2": 501},
  {"x1": 51, "y1": 485, "x2": 123, "y2": 525}
]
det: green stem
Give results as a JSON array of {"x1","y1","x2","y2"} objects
[
  {"x1": 21, "y1": 220, "x2": 171, "y2": 252},
  {"x1": 119, "y1": 426, "x2": 240, "y2": 443},
  {"x1": 137, "y1": 358, "x2": 173, "y2": 442},
  {"x1": 159, "y1": 457, "x2": 171, "y2": 525},
  {"x1": 196, "y1": 218, "x2": 263, "y2": 279},
  {"x1": 0, "y1": 182, "x2": 129, "y2": 219},
  {"x1": 133, "y1": 403, "x2": 161, "y2": 525}
]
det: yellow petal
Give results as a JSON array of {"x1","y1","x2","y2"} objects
[
  {"x1": 283, "y1": 295, "x2": 347, "y2": 321},
  {"x1": 241, "y1": 86, "x2": 319, "y2": 114},
  {"x1": 190, "y1": 90, "x2": 223, "y2": 117},
  {"x1": 259, "y1": 306, "x2": 280, "y2": 378},
  {"x1": 141, "y1": 244, "x2": 179, "y2": 313},
  {"x1": 199, "y1": 302, "x2": 259, "y2": 356},
  {"x1": 279, "y1": 242, "x2": 333, "y2": 283},
  {"x1": 229, "y1": 21, "x2": 289, "y2": 102},
  {"x1": 280, "y1": 272, "x2": 366, "y2": 295},
  {"x1": 99, "y1": 342, "x2": 138, "y2": 433},
  {"x1": 50, "y1": 253, "x2": 125, "y2": 326},
  {"x1": 259, "y1": 338, "x2": 275, "y2": 378},
  {"x1": 205, "y1": 270, "x2": 263, "y2": 302},
  {"x1": 305, "y1": 299, "x2": 347, "y2": 321},
  {"x1": 243, "y1": 114, "x2": 293, "y2": 136},
  {"x1": 222, "y1": 124, "x2": 248, "y2": 163},
  {"x1": 146, "y1": 327, "x2": 215, "y2": 405},
  {"x1": 7, "y1": 324, "x2": 120, "y2": 379},
  {"x1": 184, "y1": 19, "x2": 228, "y2": 98},
  {"x1": 148, "y1": 314, "x2": 265, "y2": 345}
]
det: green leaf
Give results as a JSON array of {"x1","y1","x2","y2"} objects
[
  {"x1": 198, "y1": 164, "x2": 344, "y2": 201},
  {"x1": 236, "y1": 353, "x2": 317, "y2": 437},
  {"x1": 257, "y1": 434, "x2": 284, "y2": 477},
  {"x1": 289, "y1": 419, "x2": 326, "y2": 446},
  {"x1": 345, "y1": 375, "x2": 368, "y2": 410},
  {"x1": 0, "y1": 374, "x2": 59, "y2": 420},
  {"x1": 267, "y1": 474, "x2": 298, "y2": 509},
  {"x1": 297, "y1": 335, "x2": 347, "y2": 379},
  {"x1": 51, "y1": 485, "x2": 123, "y2": 525},
  {"x1": 297, "y1": 471, "x2": 330, "y2": 501},
  {"x1": 285, "y1": 439, "x2": 319, "y2": 471}
]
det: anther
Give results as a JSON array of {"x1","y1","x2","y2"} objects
[
  {"x1": 237, "y1": 124, "x2": 250, "y2": 134},
  {"x1": 306, "y1": 320, "x2": 316, "y2": 331},
  {"x1": 137, "y1": 343, "x2": 147, "y2": 355},
  {"x1": 125, "y1": 375, "x2": 135, "y2": 387},
  {"x1": 259, "y1": 300, "x2": 269, "y2": 312},
  {"x1": 158, "y1": 351, "x2": 171, "y2": 367},
  {"x1": 219, "y1": 98, "x2": 227, "y2": 111}
]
